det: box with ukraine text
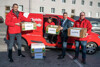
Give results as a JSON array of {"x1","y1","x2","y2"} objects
[
  {"x1": 68, "y1": 27, "x2": 87, "y2": 38},
  {"x1": 21, "y1": 22, "x2": 37, "y2": 31},
  {"x1": 46, "y1": 25, "x2": 61, "y2": 35}
]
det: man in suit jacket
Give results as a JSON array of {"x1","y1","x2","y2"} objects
[{"x1": 58, "y1": 12, "x2": 72, "y2": 59}]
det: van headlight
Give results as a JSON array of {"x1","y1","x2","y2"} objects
[{"x1": 98, "y1": 36, "x2": 100, "y2": 38}]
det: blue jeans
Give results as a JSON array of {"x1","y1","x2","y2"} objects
[
  {"x1": 8, "y1": 33, "x2": 22, "y2": 50},
  {"x1": 61, "y1": 37, "x2": 68, "y2": 56},
  {"x1": 75, "y1": 40, "x2": 87, "y2": 59}
]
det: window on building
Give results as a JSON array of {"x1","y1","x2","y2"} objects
[
  {"x1": 5, "y1": 6, "x2": 11, "y2": 16},
  {"x1": 40, "y1": 7, "x2": 44, "y2": 12},
  {"x1": 52, "y1": 0, "x2": 55, "y2": 2},
  {"x1": 62, "y1": 9, "x2": 65, "y2": 14},
  {"x1": 51, "y1": 8, "x2": 55, "y2": 13},
  {"x1": 5, "y1": 6, "x2": 10, "y2": 11},
  {"x1": 81, "y1": 0, "x2": 85, "y2": 5},
  {"x1": 71, "y1": 9, "x2": 75, "y2": 13},
  {"x1": 72, "y1": 0, "x2": 76, "y2": 4},
  {"x1": 62, "y1": 0, "x2": 66, "y2": 3},
  {"x1": 98, "y1": 2, "x2": 100, "y2": 7},
  {"x1": 90, "y1": 1, "x2": 93, "y2": 6},
  {"x1": 88, "y1": 11, "x2": 92, "y2": 17},
  {"x1": 18, "y1": 5, "x2": 23, "y2": 11},
  {"x1": 96, "y1": 12, "x2": 99, "y2": 18}
]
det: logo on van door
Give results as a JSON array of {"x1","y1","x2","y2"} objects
[{"x1": 31, "y1": 18, "x2": 42, "y2": 22}]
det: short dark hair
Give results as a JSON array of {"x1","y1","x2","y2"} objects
[
  {"x1": 63, "y1": 12, "x2": 68, "y2": 15},
  {"x1": 80, "y1": 12, "x2": 85, "y2": 15},
  {"x1": 12, "y1": 3, "x2": 18, "y2": 8},
  {"x1": 48, "y1": 17, "x2": 52, "y2": 20}
]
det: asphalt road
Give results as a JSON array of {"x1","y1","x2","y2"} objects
[{"x1": 0, "y1": 23, "x2": 100, "y2": 67}]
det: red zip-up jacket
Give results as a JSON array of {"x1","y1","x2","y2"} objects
[
  {"x1": 73, "y1": 18, "x2": 92, "y2": 41},
  {"x1": 5, "y1": 10, "x2": 31, "y2": 34},
  {"x1": 44, "y1": 22, "x2": 55, "y2": 30}
]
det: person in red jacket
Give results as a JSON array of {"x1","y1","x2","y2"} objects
[
  {"x1": 5, "y1": 3, "x2": 33, "y2": 62},
  {"x1": 44, "y1": 17, "x2": 55, "y2": 43},
  {"x1": 73, "y1": 12, "x2": 92, "y2": 64}
]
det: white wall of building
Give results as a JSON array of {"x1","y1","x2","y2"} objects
[
  {"x1": 0, "y1": 0, "x2": 100, "y2": 20},
  {"x1": 0, "y1": 0, "x2": 29, "y2": 19}
]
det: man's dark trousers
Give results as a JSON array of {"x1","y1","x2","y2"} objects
[
  {"x1": 60, "y1": 19, "x2": 71, "y2": 57},
  {"x1": 8, "y1": 33, "x2": 22, "y2": 50},
  {"x1": 75, "y1": 40, "x2": 87, "y2": 60},
  {"x1": 61, "y1": 36, "x2": 68, "y2": 56}
]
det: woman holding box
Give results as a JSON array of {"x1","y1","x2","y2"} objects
[{"x1": 44, "y1": 17, "x2": 55, "y2": 44}]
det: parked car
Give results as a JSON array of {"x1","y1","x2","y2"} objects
[
  {"x1": 91, "y1": 21, "x2": 100, "y2": 34},
  {"x1": 6, "y1": 13, "x2": 100, "y2": 55},
  {"x1": 0, "y1": 16, "x2": 4, "y2": 23}
]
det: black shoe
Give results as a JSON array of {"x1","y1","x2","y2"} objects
[
  {"x1": 8, "y1": 49, "x2": 14, "y2": 62},
  {"x1": 57, "y1": 55, "x2": 65, "y2": 59},
  {"x1": 18, "y1": 54, "x2": 25, "y2": 57},
  {"x1": 58, "y1": 54, "x2": 62, "y2": 56},
  {"x1": 81, "y1": 59, "x2": 86, "y2": 64},
  {"x1": 73, "y1": 57, "x2": 78, "y2": 60},
  {"x1": 9, "y1": 58, "x2": 14, "y2": 62},
  {"x1": 18, "y1": 49, "x2": 25, "y2": 57}
]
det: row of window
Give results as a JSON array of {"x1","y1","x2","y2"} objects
[
  {"x1": 51, "y1": 0, "x2": 100, "y2": 7},
  {"x1": 5, "y1": 5, "x2": 23, "y2": 11},
  {"x1": 5, "y1": 5, "x2": 100, "y2": 18},
  {"x1": 40, "y1": 7, "x2": 100, "y2": 18}
]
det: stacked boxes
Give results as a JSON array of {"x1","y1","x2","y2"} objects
[
  {"x1": 31, "y1": 43, "x2": 46, "y2": 59},
  {"x1": 46, "y1": 25, "x2": 61, "y2": 35},
  {"x1": 68, "y1": 27, "x2": 87, "y2": 38},
  {"x1": 21, "y1": 22, "x2": 37, "y2": 31}
]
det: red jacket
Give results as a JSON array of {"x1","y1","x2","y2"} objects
[
  {"x1": 73, "y1": 18, "x2": 92, "y2": 41},
  {"x1": 44, "y1": 22, "x2": 55, "y2": 30},
  {"x1": 5, "y1": 10, "x2": 31, "y2": 34}
]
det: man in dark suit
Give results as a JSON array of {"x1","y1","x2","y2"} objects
[{"x1": 58, "y1": 12, "x2": 72, "y2": 59}]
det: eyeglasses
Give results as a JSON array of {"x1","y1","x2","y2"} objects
[{"x1": 80, "y1": 15, "x2": 85, "y2": 16}]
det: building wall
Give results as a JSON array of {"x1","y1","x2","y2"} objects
[
  {"x1": 0, "y1": 0, "x2": 100, "y2": 20},
  {"x1": 31, "y1": 0, "x2": 100, "y2": 18},
  {"x1": 0, "y1": 0, "x2": 29, "y2": 19}
]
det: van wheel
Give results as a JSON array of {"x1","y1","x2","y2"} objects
[
  {"x1": 86, "y1": 42, "x2": 97, "y2": 54},
  {"x1": 21, "y1": 38, "x2": 28, "y2": 46},
  {"x1": 21, "y1": 38, "x2": 30, "y2": 50}
]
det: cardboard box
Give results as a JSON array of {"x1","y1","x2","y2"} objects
[
  {"x1": 31, "y1": 43, "x2": 45, "y2": 53},
  {"x1": 21, "y1": 22, "x2": 37, "y2": 31},
  {"x1": 31, "y1": 43, "x2": 46, "y2": 59},
  {"x1": 46, "y1": 25, "x2": 61, "y2": 35},
  {"x1": 68, "y1": 27, "x2": 87, "y2": 38},
  {"x1": 31, "y1": 52, "x2": 46, "y2": 59}
]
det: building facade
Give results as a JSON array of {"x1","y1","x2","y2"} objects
[{"x1": 0, "y1": 0, "x2": 100, "y2": 19}]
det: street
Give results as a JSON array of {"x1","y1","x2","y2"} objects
[{"x1": 0, "y1": 23, "x2": 100, "y2": 67}]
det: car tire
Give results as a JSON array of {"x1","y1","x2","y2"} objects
[
  {"x1": 86, "y1": 42, "x2": 98, "y2": 55},
  {"x1": 21, "y1": 38, "x2": 28, "y2": 46},
  {"x1": 21, "y1": 38, "x2": 31, "y2": 49}
]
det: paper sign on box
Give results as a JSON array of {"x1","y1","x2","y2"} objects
[
  {"x1": 25, "y1": 23, "x2": 34, "y2": 30},
  {"x1": 48, "y1": 28, "x2": 56, "y2": 34},
  {"x1": 70, "y1": 29, "x2": 80, "y2": 37},
  {"x1": 34, "y1": 53, "x2": 43, "y2": 59}
]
